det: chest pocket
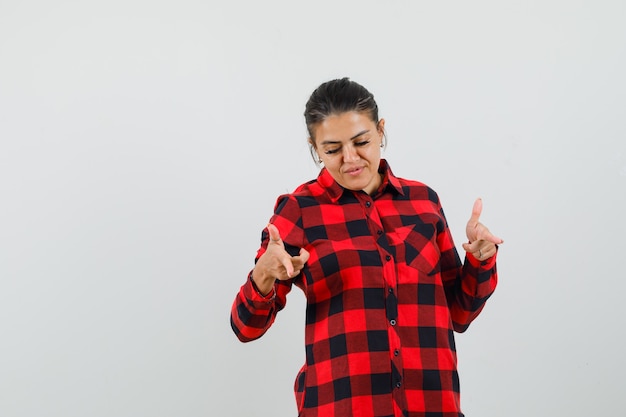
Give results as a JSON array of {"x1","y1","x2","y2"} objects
[{"x1": 387, "y1": 221, "x2": 440, "y2": 276}]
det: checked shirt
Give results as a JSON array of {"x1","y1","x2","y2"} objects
[{"x1": 230, "y1": 159, "x2": 498, "y2": 417}]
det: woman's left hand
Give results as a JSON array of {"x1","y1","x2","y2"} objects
[{"x1": 462, "y1": 198, "x2": 503, "y2": 261}]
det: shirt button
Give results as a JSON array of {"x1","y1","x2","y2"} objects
[
  {"x1": 394, "y1": 349, "x2": 400, "y2": 356},
  {"x1": 385, "y1": 255, "x2": 391, "y2": 261},
  {"x1": 395, "y1": 382, "x2": 402, "y2": 388},
  {"x1": 365, "y1": 201, "x2": 371, "y2": 207},
  {"x1": 390, "y1": 319, "x2": 396, "y2": 326},
  {"x1": 377, "y1": 230, "x2": 383, "y2": 235},
  {"x1": 388, "y1": 288, "x2": 393, "y2": 294}
]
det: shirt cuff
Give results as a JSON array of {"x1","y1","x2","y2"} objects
[{"x1": 243, "y1": 272, "x2": 276, "y2": 306}]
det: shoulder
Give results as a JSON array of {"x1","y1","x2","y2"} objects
[
  {"x1": 383, "y1": 161, "x2": 440, "y2": 205},
  {"x1": 273, "y1": 178, "x2": 319, "y2": 213},
  {"x1": 393, "y1": 175, "x2": 441, "y2": 205},
  {"x1": 274, "y1": 176, "x2": 333, "y2": 209}
]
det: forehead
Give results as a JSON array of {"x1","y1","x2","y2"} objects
[{"x1": 313, "y1": 111, "x2": 376, "y2": 144}]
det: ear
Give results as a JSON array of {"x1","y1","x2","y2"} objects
[
  {"x1": 308, "y1": 137, "x2": 318, "y2": 153},
  {"x1": 377, "y1": 119, "x2": 386, "y2": 147},
  {"x1": 377, "y1": 118, "x2": 386, "y2": 137},
  {"x1": 308, "y1": 138, "x2": 322, "y2": 163}
]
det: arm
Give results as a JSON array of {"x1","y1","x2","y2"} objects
[
  {"x1": 229, "y1": 269, "x2": 291, "y2": 343},
  {"x1": 439, "y1": 198, "x2": 503, "y2": 333},
  {"x1": 230, "y1": 196, "x2": 309, "y2": 343},
  {"x1": 447, "y1": 248, "x2": 498, "y2": 333}
]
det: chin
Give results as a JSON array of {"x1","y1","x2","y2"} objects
[{"x1": 346, "y1": 181, "x2": 368, "y2": 192}]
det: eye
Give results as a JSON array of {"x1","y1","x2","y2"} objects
[
  {"x1": 324, "y1": 147, "x2": 340, "y2": 155},
  {"x1": 355, "y1": 140, "x2": 370, "y2": 147}
]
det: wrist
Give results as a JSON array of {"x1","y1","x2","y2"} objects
[{"x1": 251, "y1": 269, "x2": 275, "y2": 296}]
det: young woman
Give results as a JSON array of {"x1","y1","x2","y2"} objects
[{"x1": 230, "y1": 77, "x2": 503, "y2": 417}]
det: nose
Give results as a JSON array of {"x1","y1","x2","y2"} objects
[{"x1": 342, "y1": 144, "x2": 359, "y2": 162}]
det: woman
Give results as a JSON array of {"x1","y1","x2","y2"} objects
[{"x1": 230, "y1": 77, "x2": 503, "y2": 417}]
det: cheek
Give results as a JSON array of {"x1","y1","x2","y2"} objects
[
  {"x1": 365, "y1": 147, "x2": 381, "y2": 160},
  {"x1": 326, "y1": 159, "x2": 342, "y2": 171}
]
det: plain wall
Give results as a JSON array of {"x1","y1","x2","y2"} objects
[{"x1": 1, "y1": 1, "x2": 624, "y2": 416}]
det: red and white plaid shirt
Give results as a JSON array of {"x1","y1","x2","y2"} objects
[{"x1": 231, "y1": 160, "x2": 498, "y2": 417}]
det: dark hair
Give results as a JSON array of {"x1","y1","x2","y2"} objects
[{"x1": 304, "y1": 77, "x2": 380, "y2": 141}]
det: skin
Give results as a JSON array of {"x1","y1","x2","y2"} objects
[
  {"x1": 311, "y1": 111, "x2": 386, "y2": 195},
  {"x1": 252, "y1": 111, "x2": 503, "y2": 295},
  {"x1": 462, "y1": 197, "x2": 504, "y2": 259}
]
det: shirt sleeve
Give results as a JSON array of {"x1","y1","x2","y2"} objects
[
  {"x1": 436, "y1": 200, "x2": 498, "y2": 333},
  {"x1": 230, "y1": 194, "x2": 304, "y2": 342},
  {"x1": 230, "y1": 271, "x2": 290, "y2": 342}
]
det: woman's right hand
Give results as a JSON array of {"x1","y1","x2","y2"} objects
[{"x1": 251, "y1": 223, "x2": 310, "y2": 295}]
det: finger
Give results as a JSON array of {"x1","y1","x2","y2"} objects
[
  {"x1": 462, "y1": 241, "x2": 479, "y2": 253},
  {"x1": 477, "y1": 226, "x2": 504, "y2": 245},
  {"x1": 463, "y1": 240, "x2": 492, "y2": 252},
  {"x1": 279, "y1": 254, "x2": 295, "y2": 278},
  {"x1": 298, "y1": 248, "x2": 310, "y2": 264},
  {"x1": 465, "y1": 239, "x2": 498, "y2": 258},
  {"x1": 478, "y1": 244, "x2": 498, "y2": 260},
  {"x1": 468, "y1": 198, "x2": 483, "y2": 226},
  {"x1": 267, "y1": 223, "x2": 283, "y2": 244},
  {"x1": 291, "y1": 248, "x2": 310, "y2": 275},
  {"x1": 486, "y1": 232, "x2": 504, "y2": 245}
]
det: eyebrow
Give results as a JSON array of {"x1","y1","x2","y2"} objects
[{"x1": 320, "y1": 129, "x2": 370, "y2": 145}]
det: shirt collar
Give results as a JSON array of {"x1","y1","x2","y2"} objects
[
  {"x1": 378, "y1": 159, "x2": 405, "y2": 197},
  {"x1": 317, "y1": 159, "x2": 405, "y2": 203}
]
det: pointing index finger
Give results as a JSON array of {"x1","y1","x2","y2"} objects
[
  {"x1": 469, "y1": 198, "x2": 483, "y2": 226},
  {"x1": 267, "y1": 223, "x2": 282, "y2": 244}
]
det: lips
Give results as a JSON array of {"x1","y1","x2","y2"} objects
[{"x1": 344, "y1": 166, "x2": 364, "y2": 176}]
